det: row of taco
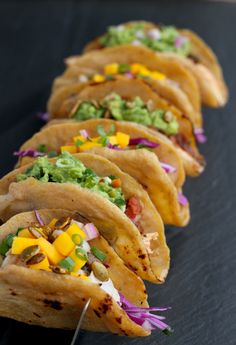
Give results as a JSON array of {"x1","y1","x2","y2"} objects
[{"x1": 0, "y1": 21, "x2": 228, "y2": 337}]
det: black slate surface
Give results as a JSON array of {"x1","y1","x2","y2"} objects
[{"x1": 0, "y1": 1, "x2": 235, "y2": 344}]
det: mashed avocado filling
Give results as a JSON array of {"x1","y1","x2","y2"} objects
[
  {"x1": 16, "y1": 152, "x2": 126, "y2": 211},
  {"x1": 72, "y1": 93, "x2": 179, "y2": 136},
  {"x1": 99, "y1": 23, "x2": 190, "y2": 56}
]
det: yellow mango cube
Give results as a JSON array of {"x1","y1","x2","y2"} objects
[
  {"x1": 69, "y1": 249, "x2": 87, "y2": 272},
  {"x1": 53, "y1": 232, "x2": 75, "y2": 257},
  {"x1": 78, "y1": 274, "x2": 89, "y2": 280},
  {"x1": 116, "y1": 132, "x2": 130, "y2": 148},
  {"x1": 79, "y1": 141, "x2": 101, "y2": 152},
  {"x1": 109, "y1": 136, "x2": 118, "y2": 146},
  {"x1": 17, "y1": 229, "x2": 35, "y2": 239},
  {"x1": 73, "y1": 135, "x2": 85, "y2": 143},
  {"x1": 104, "y1": 63, "x2": 119, "y2": 75},
  {"x1": 37, "y1": 237, "x2": 63, "y2": 265},
  {"x1": 131, "y1": 63, "x2": 145, "y2": 74},
  {"x1": 92, "y1": 74, "x2": 105, "y2": 83},
  {"x1": 60, "y1": 145, "x2": 77, "y2": 154},
  {"x1": 30, "y1": 256, "x2": 51, "y2": 271},
  {"x1": 11, "y1": 237, "x2": 40, "y2": 254},
  {"x1": 66, "y1": 223, "x2": 86, "y2": 239},
  {"x1": 90, "y1": 137, "x2": 100, "y2": 143},
  {"x1": 151, "y1": 71, "x2": 166, "y2": 81}
]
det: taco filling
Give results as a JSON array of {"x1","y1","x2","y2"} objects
[
  {"x1": 16, "y1": 152, "x2": 126, "y2": 211},
  {"x1": 79, "y1": 63, "x2": 167, "y2": 85},
  {"x1": 99, "y1": 23, "x2": 190, "y2": 57},
  {"x1": 15, "y1": 126, "x2": 176, "y2": 175},
  {"x1": 15, "y1": 152, "x2": 148, "y2": 227},
  {"x1": 71, "y1": 93, "x2": 179, "y2": 136},
  {"x1": 0, "y1": 211, "x2": 172, "y2": 334}
]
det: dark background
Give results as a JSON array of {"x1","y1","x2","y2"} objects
[{"x1": 0, "y1": 1, "x2": 235, "y2": 344}]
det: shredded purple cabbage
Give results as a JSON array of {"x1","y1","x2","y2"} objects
[
  {"x1": 37, "y1": 112, "x2": 49, "y2": 122},
  {"x1": 194, "y1": 128, "x2": 207, "y2": 144},
  {"x1": 129, "y1": 138, "x2": 160, "y2": 148},
  {"x1": 107, "y1": 143, "x2": 123, "y2": 150},
  {"x1": 178, "y1": 192, "x2": 188, "y2": 206},
  {"x1": 119, "y1": 293, "x2": 172, "y2": 334},
  {"x1": 34, "y1": 210, "x2": 44, "y2": 226},
  {"x1": 14, "y1": 150, "x2": 46, "y2": 158},
  {"x1": 160, "y1": 162, "x2": 176, "y2": 174}
]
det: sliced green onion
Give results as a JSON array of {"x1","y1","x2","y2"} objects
[
  {"x1": 91, "y1": 246, "x2": 107, "y2": 262},
  {"x1": 16, "y1": 227, "x2": 24, "y2": 236},
  {"x1": 118, "y1": 63, "x2": 130, "y2": 73},
  {"x1": 98, "y1": 136, "x2": 109, "y2": 146},
  {"x1": 0, "y1": 239, "x2": 10, "y2": 256},
  {"x1": 97, "y1": 124, "x2": 107, "y2": 137},
  {"x1": 48, "y1": 150, "x2": 58, "y2": 158},
  {"x1": 72, "y1": 234, "x2": 83, "y2": 246},
  {"x1": 75, "y1": 139, "x2": 84, "y2": 147},
  {"x1": 58, "y1": 257, "x2": 75, "y2": 272},
  {"x1": 114, "y1": 197, "x2": 126, "y2": 208},
  {"x1": 6, "y1": 234, "x2": 15, "y2": 247},
  {"x1": 37, "y1": 144, "x2": 47, "y2": 153},
  {"x1": 75, "y1": 247, "x2": 88, "y2": 261},
  {"x1": 106, "y1": 75, "x2": 114, "y2": 81}
]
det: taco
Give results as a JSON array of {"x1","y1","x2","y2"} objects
[
  {"x1": 83, "y1": 21, "x2": 228, "y2": 107},
  {"x1": 55, "y1": 44, "x2": 202, "y2": 129},
  {"x1": 15, "y1": 119, "x2": 189, "y2": 226},
  {"x1": 0, "y1": 152, "x2": 169, "y2": 284},
  {"x1": 0, "y1": 209, "x2": 172, "y2": 335},
  {"x1": 47, "y1": 78, "x2": 205, "y2": 176}
]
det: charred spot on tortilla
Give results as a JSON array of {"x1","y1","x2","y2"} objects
[
  {"x1": 33, "y1": 312, "x2": 41, "y2": 318},
  {"x1": 99, "y1": 295, "x2": 113, "y2": 314},
  {"x1": 93, "y1": 310, "x2": 101, "y2": 318},
  {"x1": 188, "y1": 54, "x2": 200, "y2": 64},
  {"x1": 137, "y1": 249, "x2": 146, "y2": 260},
  {"x1": 115, "y1": 316, "x2": 122, "y2": 324},
  {"x1": 9, "y1": 289, "x2": 17, "y2": 296},
  {"x1": 43, "y1": 299, "x2": 63, "y2": 310}
]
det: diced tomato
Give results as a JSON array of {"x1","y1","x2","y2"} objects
[
  {"x1": 111, "y1": 178, "x2": 121, "y2": 188},
  {"x1": 125, "y1": 196, "x2": 142, "y2": 221}
]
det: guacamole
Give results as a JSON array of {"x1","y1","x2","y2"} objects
[
  {"x1": 72, "y1": 93, "x2": 179, "y2": 136},
  {"x1": 16, "y1": 152, "x2": 126, "y2": 211},
  {"x1": 99, "y1": 23, "x2": 190, "y2": 56}
]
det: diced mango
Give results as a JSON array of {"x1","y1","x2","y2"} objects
[
  {"x1": 92, "y1": 74, "x2": 105, "y2": 83},
  {"x1": 17, "y1": 229, "x2": 35, "y2": 239},
  {"x1": 66, "y1": 223, "x2": 86, "y2": 239},
  {"x1": 78, "y1": 274, "x2": 89, "y2": 280},
  {"x1": 150, "y1": 71, "x2": 166, "y2": 81},
  {"x1": 131, "y1": 63, "x2": 147, "y2": 75},
  {"x1": 79, "y1": 141, "x2": 102, "y2": 152},
  {"x1": 60, "y1": 145, "x2": 77, "y2": 154},
  {"x1": 116, "y1": 132, "x2": 130, "y2": 148},
  {"x1": 47, "y1": 218, "x2": 58, "y2": 229},
  {"x1": 53, "y1": 232, "x2": 75, "y2": 257},
  {"x1": 73, "y1": 135, "x2": 85, "y2": 143},
  {"x1": 104, "y1": 63, "x2": 119, "y2": 75},
  {"x1": 90, "y1": 137, "x2": 100, "y2": 143},
  {"x1": 37, "y1": 237, "x2": 63, "y2": 265},
  {"x1": 11, "y1": 237, "x2": 40, "y2": 254},
  {"x1": 109, "y1": 136, "x2": 118, "y2": 146},
  {"x1": 30, "y1": 256, "x2": 51, "y2": 271},
  {"x1": 69, "y1": 249, "x2": 87, "y2": 272}
]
